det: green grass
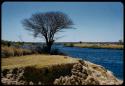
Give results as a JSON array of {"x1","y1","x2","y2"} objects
[
  {"x1": 64, "y1": 43, "x2": 123, "y2": 49},
  {"x1": 1, "y1": 54, "x2": 79, "y2": 69}
]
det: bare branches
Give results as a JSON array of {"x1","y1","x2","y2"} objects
[
  {"x1": 22, "y1": 11, "x2": 74, "y2": 43},
  {"x1": 22, "y1": 11, "x2": 74, "y2": 53}
]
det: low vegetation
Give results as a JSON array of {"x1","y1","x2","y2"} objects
[
  {"x1": 64, "y1": 43, "x2": 74, "y2": 47},
  {"x1": 64, "y1": 43, "x2": 123, "y2": 49},
  {"x1": 1, "y1": 55, "x2": 79, "y2": 85},
  {"x1": 1, "y1": 44, "x2": 65, "y2": 58},
  {"x1": 1, "y1": 46, "x2": 33, "y2": 58},
  {"x1": 1, "y1": 54, "x2": 79, "y2": 69}
]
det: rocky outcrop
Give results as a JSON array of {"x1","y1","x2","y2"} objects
[
  {"x1": 54, "y1": 60, "x2": 123, "y2": 85},
  {"x1": 1, "y1": 63, "x2": 75, "y2": 85},
  {"x1": 1, "y1": 68, "x2": 28, "y2": 85},
  {"x1": 1, "y1": 60, "x2": 123, "y2": 85}
]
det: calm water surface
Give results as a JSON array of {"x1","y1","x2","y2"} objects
[{"x1": 54, "y1": 45, "x2": 123, "y2": 80}]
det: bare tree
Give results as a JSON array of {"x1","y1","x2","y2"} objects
[{"x1": 22, "y1": 11, "x2": 74, "y2": 53}]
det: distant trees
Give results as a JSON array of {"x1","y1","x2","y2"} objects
[
  {"x1": 7, "y1": 42, "x2": 11, "y2": 47},
  {"x1": 2, "y1": 40, "x2": 25, "y2": 47},
  {"x1": 119, "y1": 40, "x2": 123, "y2": 44},
  {"x1": 79, "y1": 41, "x2": 82, "y2": 44},
  {"x1": 22, "y1": 11, "x2": 74, "y2": 53},
  {"x1": 2, "y1": 40, "x2": 11, "y2": 46}
]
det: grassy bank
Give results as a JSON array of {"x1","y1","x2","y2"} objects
[
  {"x1": 1, "y1": 55, "x2": 79, "y2": 85},
  {"x1": 64, "y1": 43, "x2": 123, "y2": 49},
  {"x1": 2, "y1": 54, "x2": 79, "y2": 69}
]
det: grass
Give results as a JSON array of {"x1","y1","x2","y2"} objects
[
  {"x1": 1, "y1": 55, "x2": 79, "y2": 84},
  {"x1": 1, "y1": 45, "x2": 33, "y2": 58},
  {"x1": 1, "y1": 54, "x2": 79, "y2": 69},
  {"x1": 64, "y1": 43, "x2": 123, "y2": 49}
]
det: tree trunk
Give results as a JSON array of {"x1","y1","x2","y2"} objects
[{"x1": 47, "y1": 42, "x2": 53, "y2": 54}]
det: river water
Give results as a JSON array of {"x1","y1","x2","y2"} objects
[{"x1": 54, "y1": 44, "x2": 123, "y2": 80}]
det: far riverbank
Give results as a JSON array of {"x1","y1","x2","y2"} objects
[{"x1": 64, "y1": 43, "x2": 123, "y2": 50}]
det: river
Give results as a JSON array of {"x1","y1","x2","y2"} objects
[{"x1": 54, "y1": 44, "x2": 123, "y2": 80}]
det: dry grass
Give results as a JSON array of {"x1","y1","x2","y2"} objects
[
  {"x1": 1, "y1": 46, "x2": 32, "y2": 58},
  {"x1": 1, "y1": 55, "x2": 79, "y2": 69},
  {"x1": 71, "y1": 43, "x2": 123, "y2": 49}
]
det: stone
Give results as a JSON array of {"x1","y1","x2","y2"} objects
[
  {"x1": 6, "y1": 74, "x2": 13, "y2": 79},
  {"x1": 38, "y1": 81, "x2": 42, "y2": 85},
  {"x1": 53, "y1": 60, "x2": 122, "y2": 85},
  {"x1": 1, "y1": 78, "x2": 9, "y2": 84},
  {"x1": 29, "y1": 81, "x2": 34, "y2": 85},
  {"x1": 1, "y1": 60, "x2": 123, "y2": 85},
  {"x1": 2, "y1": 69, "x2": 9, "y2": 76},
  {"x1": 10, "y1": 68, "x2": 18, "y2": 74}
]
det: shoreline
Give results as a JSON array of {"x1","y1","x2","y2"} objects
[{"x1": 64, "y1": 45, "x2": 123, "y2": 50}]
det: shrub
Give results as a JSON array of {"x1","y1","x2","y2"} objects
[
  {"x1": 64, "y1": 43, "x2": 74, "y2": 47},
  {"x1": 50, "y1": 48, "x2": 65, "y2": 55},
  {"x1": 69, "y1": 43, "x2": 74, "y2": 47},
  {"x1": 79, "y1": 41, "x2": 82, "y2": 44},
  {"x1": 7, "y1": 42, "x2": 11, "y2": 47},
  {"x1": 35, "y1": 46, "x2": 45, "y2": 54},
  {"x1": 33, "y1": 45, "x2": 65, "y2": 55}
]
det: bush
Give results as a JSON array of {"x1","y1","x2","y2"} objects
[
  {"x1": 69, "y1": 43, "x2": 74, "y2": 47},
  {"x1": 34, "y1": 45, "x2": 65, "y2": 55},
  {"x1": 33, "y1": 45, "x2": 48, "y2": 54},
  {"x1": 1, "y1": 44, "x2": 66, "y2": 58},
  {"x1": 35, "y1": 46, "x2": 46, "y2": 54},
  {"x1": 64, "y1": 43, "x2": 74, "y2": 47},
  {"x1": 50, "y1": 48, "x2": 65, "y2": 55}
]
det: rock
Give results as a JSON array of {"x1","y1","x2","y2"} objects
[
  {"x1": 6, "y1": 74, "x2": 13, "y2": 79},
  {"x1": 79, "y1": 60, "x2": 88, "y2": 67},
  {"x1": 38, "y1": 81, "x2": 42, "y2": 85},
  {"x1": 64, "y1": 56, "x2": 68, "y2": 59},
  {"x1": 11, "y1": 81, "x2": 18, "y2": 85},
  {"x1": 17, "y1": 72, "x2": 25, "y2": 81},
  {"x1": 1, "y1": 60, "x2": 123, "y2": 85},
  {"x1": 9, "y1": 68, "x2": 18, "y2": 74},
  {"x1": 2, "y1": 69, "x2": 9, "y2": 76},
  {"x1": 29, "y1": 81, "x2": 34, "y2": 85},
  {"x1": 18, "y1": 80, "x2": 26, "y2": 85},
  {"x1": 54, "y1": 79, "x2": 59, "y2": 85},
  {"x1": 53, "y1": 60, "x2": 123, "y2": 85},
  {"x1": 85, "y1": 76, "x2": 100, "y2": 85},
  {"x1": 18, "y1": 68, "x2": 24, "y2": 73},
  {"x1": 1, "y1": 78, "x2": 9, "y2": 84}
]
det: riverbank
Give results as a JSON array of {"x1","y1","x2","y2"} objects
[
  {"x1": 1, "y1": 55, "x2": 78, "y2": 85},
  {"x1": 64, "y1": 43, "x2": 123, "y2": 50},
  {"x1": 1, "y1": 55, "x2": 123, "y2": 85},
  {"x1": 2, "y1": 54, "x2": 78, "y2": 69}
]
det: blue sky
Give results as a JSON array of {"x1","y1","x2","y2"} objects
[{"x1": 2, "y1": 2, "x2": 123, "y2": 42}]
